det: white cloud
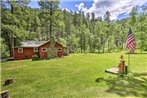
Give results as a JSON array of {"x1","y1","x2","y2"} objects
[
  {"x1": 75, "y1": 2, "x2": 88, "y2": 16},
  {"x1": 75, "y1": 2, "x2": 85, "y2": 11},
  {"x1": 62, "y1": 8, "x2": 71, "y2": 12},
  {"x1": 75, "y1": 0, "x2": 147, "y2": 20}
]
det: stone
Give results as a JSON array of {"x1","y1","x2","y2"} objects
[
  {"x1": 4, "y1": 78, "x2": 13, "y2": 86},
  {"x1": 105, "y1": 68, "x2": 119, "y2": 75},
  {"x1": 1, "y1": 90, "x2": 9, "y2": 98}
]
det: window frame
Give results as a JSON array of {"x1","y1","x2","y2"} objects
[
  {"x1": 18, "y1": 48, "x2": 23, "y2": 53},
  {"x1": 57, "y1": 48, "x2": 62, "y2": 51},
  {"x1": 42, "y1": 48, "x2": 47, "y2": 52},
  {"x1": 34, "y1": 47, "x2": 38, "y2": 52}
]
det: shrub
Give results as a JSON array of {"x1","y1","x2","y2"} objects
[
  {"x1": 0, "y1": 38, "x2": 10, "y2": 58},
  {"x1": 32, "y1": 55, "x2": 40, "y2": 61},
  {"x1": 64, "y1": 48, "x2": 69, "y2": 56},
  {"x1": 64, "y1": 52, "x2": 69, "y2": 56}
]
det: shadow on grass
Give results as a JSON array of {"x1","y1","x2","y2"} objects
[
  {"x1": 126, "y1": 52, "x2": 147, "y2": 55},
  {"x1": 96, "y1": 72, "x2": 147, "y2": 98}
]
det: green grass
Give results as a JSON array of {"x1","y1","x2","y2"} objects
[{"x1": 1, "y1": 52, "x2": 147, "y2": 98}]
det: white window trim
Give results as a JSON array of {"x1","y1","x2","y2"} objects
[
  {"x1": 57, "y1": 48, "x2": 62, "y2": 51},
  {"x1": 34, "y1": 47, "x2": 38, "y2": 52},
  {"x1": 18, "y1": 48, "x2": 23, "y2": 53},
  {"x1": 42, "y1": 48, "x2": 47, "y2": 52}
]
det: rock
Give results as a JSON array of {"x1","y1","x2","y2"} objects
[
  {"x1": 1, "y1": 90, "x2": 9, "y2": 98},
  {"x1": 4, "y1": 78, "x2": 13, "y2": 86}
]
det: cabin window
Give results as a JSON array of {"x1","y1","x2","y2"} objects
[
  {"x1": 42, "y1": 48, "x2": 47, "y2": 52},
  {"x1": 34, "y1": 47, "x2": 38, "y2": 52},
  {"x1": 57, "y1": 48, "x2": 62, "y2": 51},
  {"x1": 18, "y1": 48, "x2": 23, "y2": 53}
]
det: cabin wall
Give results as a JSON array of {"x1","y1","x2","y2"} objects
[
  {"x1": 39, "y1": 42, "x2": 64, "y2": 59},
  {"x1": 55, "y1": 42, "x2": 64, "y2": 57},
  {"x1": 14, "y1": 48, "x2": 38, "y2": 60},
  {"x1": 13, "y1": 41, "x2": 65, "y2": 60},
  {"x1": 39, "y1": 42, "x2": 50, "y2": 59}
]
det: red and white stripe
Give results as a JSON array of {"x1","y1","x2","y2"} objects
[{"x1": 126, "y1": 33, "x2": 135, "y2": 51}]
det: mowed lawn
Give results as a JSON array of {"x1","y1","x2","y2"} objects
[{"x1": 1, "y1": 53, "x2": 147, "y2": 98}]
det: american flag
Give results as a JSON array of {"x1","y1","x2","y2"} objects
[{"x1": 125, "y1": 28, "x2": 136, "y2": 51}]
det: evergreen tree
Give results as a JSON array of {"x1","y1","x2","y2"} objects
[{"x1": 38, "y1": 0, "x2": 59, "y2": 39}]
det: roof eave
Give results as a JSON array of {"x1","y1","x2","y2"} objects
[{"x1": 14, "y1": 46, "x2": 39, "y2": 48}]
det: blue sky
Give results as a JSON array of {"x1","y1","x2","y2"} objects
[
  {"x1": 28, "y1": 0, "x2": 147, "y2": 20},
  {"x1": 28, "y1": 0, "x2": 93, "y2": 11},
  {"x1": 59, "y1": 0, "x2": 93, "y2": 11}
]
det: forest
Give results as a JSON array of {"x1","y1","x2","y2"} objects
[{"x1": 1, "y1": 0, "x2": 147, "y2": 58}]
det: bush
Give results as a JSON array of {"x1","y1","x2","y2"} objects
[
  {"x1": 0, "y1": 38, "x2": 10, "y2": 58},
  {"x1": 32, "y1": 55, "x2": 40, "y2": 61},
  {"x1": 144, "y1": 48, "x2": 147, "y2": 51},
  {"x1": 64, "y1": 52, "x2": 69, "y2": 56},
  {"x1": 64, "y1": 48, "x2": 69, "y2": 56}
]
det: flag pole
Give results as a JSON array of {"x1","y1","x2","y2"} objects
[
  {"x1": 128, "y1": 51, "x2": 130, "y2": 73},
  {"x1": 126, "y1": 27, "x2": 135, "y2": 74}
]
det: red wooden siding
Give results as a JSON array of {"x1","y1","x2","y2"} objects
[
  {"x1": 39, "y1": 41, "x2": 64, "y2": 59},
  {"x1": 14, "y1": 41, "x2": 65, "y2": 60},
  {"x1": 39, "y1": 41, "x2": 50, "y2": 59},
  {"x1": 14, "y1": 47, "x2": 38, "y2": 60},
  {"x1": 55, "y1": 42, "x2": 64, "y2": 57}
]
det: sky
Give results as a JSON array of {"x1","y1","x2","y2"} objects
[{"x1": 28, "y1": 0, "x2": 147, "y2": 20}]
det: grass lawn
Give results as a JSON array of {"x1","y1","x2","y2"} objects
[{"x1": 1, "y1": 52, "x2": 147, "y2": 98}]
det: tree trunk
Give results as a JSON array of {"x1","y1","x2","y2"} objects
[
  {"x1": 26, "y1": 18, "x2": 30, "y2": 31},
  {"x1": 98, "y1": 48, "x2": 100, "y2": 53},
  {"x1": 141, "y1": 39, "x2": 143, "y2": 54},
  {"x1": 141, "y1": 34, "x2": 143, "y2": 54},
  {"x1": 102, "y1": 37, "x2": 105, "y2": 53},
  {"x1": 103, "y1": 45, "x2": 105, "y2": 53},
  {"x1": 9, "y1": 32, "x2": 14, "y2": 57},
  {"x1": 49, "y1": 4, "x2": 53, "y2": 39},
  {"x1": 83, "y1": 34, "x2": 86, "y2": 53},
  {"x1": 49, "y1": 18, "x2": 52, "y2": 39},
  {"x1": 80, "y1": 34, "x2": 83, "y2": 53},
  {"x1": 9, "y1": 2, "x2": 14, "y2": 57},
  {"x1": 89, "y1": 38, "x2": 92, "y2": 53},
  {"x1": 108, "y1": 41, "x2": 109, "y2": 52}
]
